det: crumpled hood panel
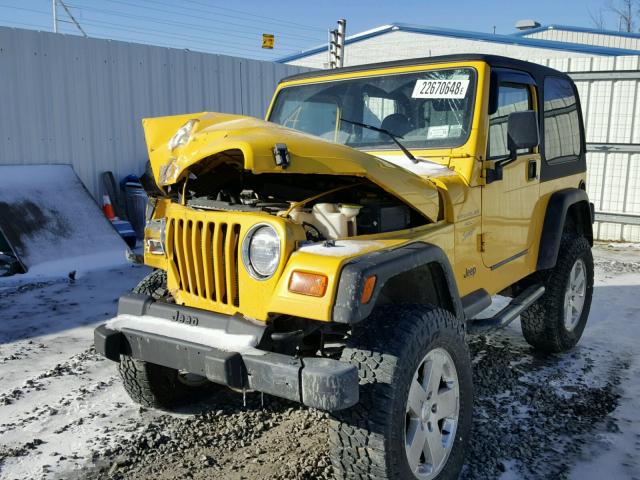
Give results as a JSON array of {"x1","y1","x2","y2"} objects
[{"x1": 142, "y1": 111, "x2": 442, "y2": 221}]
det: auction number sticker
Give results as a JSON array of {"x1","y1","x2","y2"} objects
[{"x1": 412, "y1": 79, "x2": 470, "y2": 99}]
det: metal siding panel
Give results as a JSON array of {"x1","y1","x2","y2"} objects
[
  {"x1": 609, "y1": 81, "x2": 636, "y2": 142},
  {"x1": 586, "y1": 152, "x2": 606, "y2": 211},
  {"x1": 585, "y1": 81, "x2": 612, "y2": 143},
  {"x1": 625, "y1": 154, "x2": 640, "y2": 215},
  {"x1": 0, "y1": 27, "x2": 310, "y2": 199},
  {"x1": 634, "y1": 82, "x2": 640, "y2": 144}
]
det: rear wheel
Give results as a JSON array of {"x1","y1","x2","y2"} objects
[
  {"x1": 118, "y1": 269, "x2": 217, "y2": 409},
  {"x1": 328, "y1": 304, "x2": 473, "y2": 480},
  {"x1": 521, "y1": 235, "x2": 594, "y2": 352}
]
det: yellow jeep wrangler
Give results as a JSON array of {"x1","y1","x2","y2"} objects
[{"x1": 95, "y1": 54, "x2": 594, "y2": 479}]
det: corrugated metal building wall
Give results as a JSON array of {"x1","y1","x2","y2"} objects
[
  {"x1": 0, "y1": 27, "x2": 308, "y2": 199},
  {"x1": 520, "y1": 26, "x2": 640, "y2": 51}
]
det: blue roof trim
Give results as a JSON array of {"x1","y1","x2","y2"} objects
[
  {"x1": 276, "y1": 23, "x2": 640, "y2": 63},
  {"x1": 512, "y1": 24, "x2": 640, "y2": 40}
]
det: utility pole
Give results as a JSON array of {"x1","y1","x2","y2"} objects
[
  {"x1": 329, "y1": 29, "x2": 338, "y2": 69},
  {"x1": 336, "y1": 19, "x2": 346, "y2": 68},
  {"x1": 52, "y1": 0, "x2": 88, "y2": 37},
  {"x1": 52, "y1": 0, "x2": 57, "y2": 33},
  {"x1": 328, "y1": 19, "x2": 346, "y2": 69}
]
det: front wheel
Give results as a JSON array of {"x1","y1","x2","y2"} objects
[
  {"x1": 521, "y1": 235, "x2": 594, "y2": 352},
  {"x1": 328, "y1": 304, "x2": 473, "y2": 480}
]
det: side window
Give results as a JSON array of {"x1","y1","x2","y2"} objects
[
  {"x1": 488, "y1": 83, "x2": 532, "y2": 158},
  {"x1": 544, "y1": 77, "x2": 581, "y2": 164}
]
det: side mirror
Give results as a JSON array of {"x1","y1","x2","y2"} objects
[{"x1": 507, "y1": 110, "x2": 539, "y2": 159}]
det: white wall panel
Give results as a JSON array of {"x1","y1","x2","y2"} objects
[
  {"x1": 585, "y1": 81, "x2": 613, "y2": 142},
  {"x1": 0, "y1": 27, "x2": 308, "y2": 199},
  {"x1": 524, "y1": 29, "x2": 640, "y2": 51},
  {"x1": 287, "y1": 30, "x2": 597, "y2": 69}
]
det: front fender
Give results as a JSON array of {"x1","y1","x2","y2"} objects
[{"x1": 332, "y1": 242, "x2": 463, "y2": 324}]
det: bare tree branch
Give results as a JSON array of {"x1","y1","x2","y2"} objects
[
  {"x1": 588, "y1": 6, "x2": 607, "y2": 29},
  {"x1": 607, "y1": 0, "x2": 635, "y2": 32}
]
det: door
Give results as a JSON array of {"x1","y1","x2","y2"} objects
[{"x1": 481, "y1": 78, "x2": 541, "y2": 270}]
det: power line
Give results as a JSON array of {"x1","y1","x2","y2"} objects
[
  {"x1": 66, "y1": 1, "x2": 321, "y2": 45},
  {"x1": 74, "y1": 18, "x2": 298, "y2": 56},
  {"x1": 0, "y1": 4, "x2": 312, "y2": 54},
  {"x1": 84, "y1": 30, "x2": 279, "y2": 58},
  {"x1": 96, "y1": 0, "x2": 323, "y2": 42},
  {"x1": 57, "y1": 0, "x2": 87, "y2": 37},
  {"x1": 91, "y1": 20, "x2": 300, "y2": 53},
  {"x1": 155, "y1": 0, "x2": 325, "y2": 33},
  {"x1": 32, "y1": 1, "x2": 322, "y2": 49},
  {"x1": 0, "y1": 19, "x2": 51, "y2": 31}
]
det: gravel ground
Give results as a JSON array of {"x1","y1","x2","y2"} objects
[
  {"x1": 1, "y1": 244, "x2": 639, "y2": 480},
  {"x1": 70, "y1": 335, "x2": 629, "y2": 480}
]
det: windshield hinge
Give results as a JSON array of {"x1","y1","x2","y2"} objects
[
  {"x1": 273, "y1": 143, "x2": 290, "y2": 169},
  {"x1": 477, "y1": 233, "x2": 487, "y2": 252}
]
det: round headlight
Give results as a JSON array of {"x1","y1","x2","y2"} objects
[{"x1": 242, "y1": 224, "x2": 280, "y2": 280}]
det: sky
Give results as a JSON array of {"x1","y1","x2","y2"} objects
[{"x1": 0, "y1": 0, "x2": 626, "y2": 61}]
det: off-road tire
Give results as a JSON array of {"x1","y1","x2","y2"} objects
[
  {"x1": 521, "y1": 235, "x2": 594, "y2": 353},
  {"x1": 118, "y1": 269, "x2": 215, "y2": 409},
  {"x1": 328, "y1": 304, "x2": 473, "y2": 480},
  {"x1": 133, "y1": 269, "x2": 168, "y2": 299}
]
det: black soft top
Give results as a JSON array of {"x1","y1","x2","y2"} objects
[{"x1": 280, "y1": 54, "x2": 569, "y2": 83}]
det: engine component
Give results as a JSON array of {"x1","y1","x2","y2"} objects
[
  {"x1": 187, "y1": 197, "x2": 261, "y2": 212},
  {"x1": 289, "y1": 203, "x2": 362, "y2": 240},
  {"x1": 357, "y1": 204, "x2": 411, "y2": 234}
]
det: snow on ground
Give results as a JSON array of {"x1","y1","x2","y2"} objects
[
  {"x1": 0, "y1": 244, "x2": 638, "y2": 480},
  {"x1": 0, "y1": 165, "x2": 128, "y2": 275},
  {"x1": 0, "y1": 263, "x2": 150, "y2": 480}
]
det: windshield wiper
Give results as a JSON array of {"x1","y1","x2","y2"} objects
[{"x1": 340, "y1": 117, "x2": 419, "y2": 164}]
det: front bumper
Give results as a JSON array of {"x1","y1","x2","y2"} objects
[{"x1": 94, "y1": 294, "x2": 359, "y2": 411}]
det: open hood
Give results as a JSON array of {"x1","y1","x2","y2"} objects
[{"x1": 142, "y1": 112, "x2": 441, "y2": 221}]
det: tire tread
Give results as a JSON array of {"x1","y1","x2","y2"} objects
[{"x1": 328, "y1": 304, "x2": 471, "y2": 480}]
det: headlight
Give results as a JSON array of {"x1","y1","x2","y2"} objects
[
  {"x1": 145, "y1": 218, "x2": 166, "y2": 255},
  {"x1": 241, "y1": 224, "x2": 280, "y2": 280},
  {"x1": 168, "y1": 119, "x2": 198, "y2": 151},
  {"x1": 159, "y1": 157, "x2": 180, "y2": 186},
  {"x1": 145, "y1": 197, "x2": 157, "y2": 223}
]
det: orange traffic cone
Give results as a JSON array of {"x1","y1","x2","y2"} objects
[{"x1": 102, "y1": 194, "x2": 116, "y2": 221}]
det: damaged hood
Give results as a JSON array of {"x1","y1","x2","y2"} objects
[{"x1": 142, "y1": 112, "x2": 442, "y2": 221}]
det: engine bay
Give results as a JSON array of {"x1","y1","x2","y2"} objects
[{"x1": 166, "y1": 157, "x2": 430, "y2": 242}]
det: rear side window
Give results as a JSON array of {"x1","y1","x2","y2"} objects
[
  {"x1": 488, "y1": 84, "x2": 532, "y2": 158},
  {"x1": 543, "y1": 77, "x2": 581, "y2": 164}
]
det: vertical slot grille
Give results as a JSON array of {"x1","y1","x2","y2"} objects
[{"x1": 167, "y1": 217, "x2": 240, "y2": 307}]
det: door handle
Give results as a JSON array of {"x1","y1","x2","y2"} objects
[{"x1": 527, "y1": 160, "x2": 537, "y2": 180}]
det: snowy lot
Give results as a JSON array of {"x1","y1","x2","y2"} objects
[{"x1": 0, "y1": 244, "x2": 639, "y2": 480}]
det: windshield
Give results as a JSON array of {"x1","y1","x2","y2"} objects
[{"x1": 269, "y1": 67, "x2": 476, "y2": 150}]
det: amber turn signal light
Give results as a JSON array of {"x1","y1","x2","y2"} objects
[
  {"x1": 361, "y1": 275, "x2": 377, "y2": 304},
  {"x1": 288, "y1": 271, "x2": 328, "y2": 297}
]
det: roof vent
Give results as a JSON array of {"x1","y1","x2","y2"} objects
[{"x1": 515, "y1": 19, "x2": 541, "y2": 30}]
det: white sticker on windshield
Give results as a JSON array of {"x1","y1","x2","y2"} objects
[
  {"x1": 427, "y1": 125, "x2": 450, "y2": 139},
  {"x1": 449, "y1": 124, "x2": 463, "y2": 137},
  {"x1": 412, "y1": 79, "x2": 470, "y2": 99}
]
